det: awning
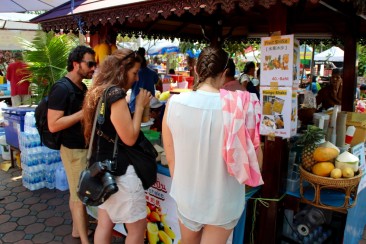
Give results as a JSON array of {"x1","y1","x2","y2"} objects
[
  {"x1": 1, "y1": 0, "x2": 69, "y2": 12},
  {"x1": 314, "y1": 46, "x2": 344, "y2": 62},
  {"x1": 30, "y1": 0, "x2": 366, "y2": 43}
]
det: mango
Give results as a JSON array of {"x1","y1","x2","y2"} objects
[
  {"x1": 147, "y1": 222, "x2": 159, "y2": 244},
  {"x1": 342, "y1": 167, "x2": 354, "y2": 178},
  {"x1": 330, "y1": 168, "x2": 342, "y2": 179},
  {"x1": 164, "y1": 225, "x2": 176, "y2": 239},
  {"x1": 312, "y1": 162, "x2": 335, "y2": 177},
  {"x1": 149, "y1": 211, "x2": 161, "y2": 222},
  {"x1": 313, "y1": 147, "x2": 339, "y2": 162},
  {"x1": 158, "y1": 230, "x2": 172, "y2": 244}
]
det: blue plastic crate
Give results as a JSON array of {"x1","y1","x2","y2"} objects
[{"x1": 2, "y1": 107, "x2": 35, "y2": 148}]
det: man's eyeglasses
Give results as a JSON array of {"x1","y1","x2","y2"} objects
[{"x1": 81, "y1": 60, "x2": 97, "y2": 68}]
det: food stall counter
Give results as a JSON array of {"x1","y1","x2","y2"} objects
[{"x1": 87, "y1": 164, "x2": 260, "y2": 244}]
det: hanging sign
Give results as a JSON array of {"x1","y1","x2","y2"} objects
[
  {"x1": 260, "y1": 34, "x2": 300, "y2": 87},
  {"x1": 260, "y1": 86, "x2": 296, "y2": 138}
]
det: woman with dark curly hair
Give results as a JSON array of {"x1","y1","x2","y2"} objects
[{"x1": 82, "y1": 48, "x2": 151, "y2": 243}]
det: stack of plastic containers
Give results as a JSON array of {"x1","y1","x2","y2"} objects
[{"x1": 19, "y1": 112, "x2": 69, "y2": 191}]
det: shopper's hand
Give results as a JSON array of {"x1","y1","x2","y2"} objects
[{"x1": 135, "y1": 88, "x2": 152, "y2": 111}]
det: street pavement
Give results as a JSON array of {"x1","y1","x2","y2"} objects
[{"x1": 0, "y1": 165, "x2": 125, "y2": 243}]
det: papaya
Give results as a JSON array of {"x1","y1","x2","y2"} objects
[
  {"x1": 312, "y1": 162, "x2": 335, "y2": 177},
  {"x1": 313, "y1": 147, "x2": 339, "y2": 162}
]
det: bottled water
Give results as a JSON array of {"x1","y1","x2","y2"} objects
[
  {"x1": 55, "y1": 165, "x2": 69, "y2": 191},
  {"x1": 19, "y1": 111, "x2": 61, "y2": 190}
]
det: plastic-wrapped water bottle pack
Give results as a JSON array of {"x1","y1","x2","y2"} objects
[{"x1": 19, "y1": 112, "x2": 69, "y2": 191}]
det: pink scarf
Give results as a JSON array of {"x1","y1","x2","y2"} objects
[{"x1": 220, "y1": 89, "x2": 264, "y2": 187}]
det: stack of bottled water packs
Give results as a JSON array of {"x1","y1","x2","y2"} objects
[{"x1": 19, "y1": 112, "x2": 69, "y2": 191}]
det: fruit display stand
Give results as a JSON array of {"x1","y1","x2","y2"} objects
[{"x1": 299, "y1": 165, "x2": 362, "y2": 213}]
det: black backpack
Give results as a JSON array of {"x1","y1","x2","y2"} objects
[{"x1": 35, "y1": 78, "x2": 75, "y2": 150}]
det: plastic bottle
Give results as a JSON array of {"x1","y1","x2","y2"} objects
[{"x1": 55, "y1": 165, "x2": 69, "y2": 191}]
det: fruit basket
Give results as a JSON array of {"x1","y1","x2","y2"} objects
[{"x1": 299, "y1": 165, "x2": 362, "y2": 213}]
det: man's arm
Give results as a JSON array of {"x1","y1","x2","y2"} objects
[{"x1": 48, "y1": 109, "x2": 83, "y2": 133}]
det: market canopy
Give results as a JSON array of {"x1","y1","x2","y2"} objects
[
  {"x1": 0, "y1": 13, "x2": 39, "y2": 30},
  {"x1": 314, "y1": 46, "x2": 344, "y2": 62},
  {"x1": 0, "y1": 13, "x2": 40, "y2": 50},
  {"x1": 1, "y1": 0, "x2": 69, "y2": 12},
  {"x1": 300, "y1": 44, "x2": 316, "y2": 60},
  {"x1": 118, "y1": 38, "x2": 180, "y2": 56},
  {"x1": 243, "y1": 50, "x2": 261, "y2": 63},
  {"x1": 31, "y1": 0, "x2": 366, "y2": 44}
]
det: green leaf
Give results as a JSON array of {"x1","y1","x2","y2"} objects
[{"x1": 18, "y1": 31, "x2": 78, "y2": 104}]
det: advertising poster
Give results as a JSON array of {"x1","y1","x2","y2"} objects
[
  {"x1": 260, "y1": 34, "x2": 296, "y2": 87},
  {"x1": 260, "y1": 86, "x2": 293, "y2": 138},
  {"x1": 87, "y1": 173, "x2": 181, "y2": 244},
  {"x1": 145, "y1": 174, "x2": 180, "y2": 244}
]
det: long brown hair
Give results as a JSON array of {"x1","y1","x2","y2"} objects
[{"x1": 82, "y1": 48, "x2": 142, "y2": 144}]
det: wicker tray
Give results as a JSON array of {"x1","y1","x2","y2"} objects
[{"x1": 299, "y1": 165, "x2": 362, "y2": 213}]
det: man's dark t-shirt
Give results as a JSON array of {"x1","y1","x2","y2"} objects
[{"x1": 48, "y1": 77, "x2": 87, "y2": 149}]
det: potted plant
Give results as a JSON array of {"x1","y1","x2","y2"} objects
[{"x1": 20, "y1": 31, "x2": 78, "y2": 104}]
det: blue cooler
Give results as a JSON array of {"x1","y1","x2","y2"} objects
[{"x1": 2, "y1": 107, "x2": 35, "y2": 148}]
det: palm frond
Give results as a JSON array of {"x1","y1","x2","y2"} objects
[{"x1": 18, "y1": 31, "x2": 78, "y2": 103}]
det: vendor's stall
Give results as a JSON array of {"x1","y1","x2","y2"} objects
[{"x1": 87, "y1": 163, "x2": 261, "y2": 244}]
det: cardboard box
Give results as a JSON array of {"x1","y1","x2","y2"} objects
[{"x1": 346, "y1": 112, "x2": 366, "y2": 146}]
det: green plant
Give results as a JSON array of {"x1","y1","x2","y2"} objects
[{"x1": 19, "y1": 31, "x2": 78, "y2": 103}]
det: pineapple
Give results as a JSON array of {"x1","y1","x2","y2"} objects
[{"x1": 297, "y1": 125, "x2": 325, "y2": 171}]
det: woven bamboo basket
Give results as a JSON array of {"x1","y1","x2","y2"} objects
[{"x1": 299, "y1": 165, "x2": 362, "y2": 213}]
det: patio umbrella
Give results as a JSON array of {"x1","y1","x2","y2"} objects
[{"x1": 1, "y1": 0, "x2": 69, "y2": 12}]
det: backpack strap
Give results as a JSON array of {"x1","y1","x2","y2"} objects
[{"x1": 57, "y1": 77, "x2": 76, "y2": 116}]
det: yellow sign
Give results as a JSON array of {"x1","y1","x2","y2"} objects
[{"x1": 263, "y1": 38, "x2": 291, "y2": 46}]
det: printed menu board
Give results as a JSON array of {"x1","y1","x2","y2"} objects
[
  {"x1": 260, "y1": 86, "x2": 296, "y2": 138},
  {"x1": 260, "y1": 34, "x2": 300, "y2": 87}
]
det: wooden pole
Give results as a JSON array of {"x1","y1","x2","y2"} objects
[
  {"x1": 342, "y1": 16, "x2": 359, "y2": 112},
  {"x1": 255, "y1": 2, "x2": 289, "y2": 243}
]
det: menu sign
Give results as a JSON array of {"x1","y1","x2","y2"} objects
[
  {"x1": 260, "y1": 86, "x2": 296, "y2": 138},
  {"x1": 260, "y1": 34, "x2": 299, "y2": 87}
]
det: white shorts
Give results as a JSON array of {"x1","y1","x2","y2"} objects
[
  {"x1": 99, "y1": 165, "x2": 147, "y2": 224},
  {"x1": 177, "y1": 210, "x2": 239, "y2": 232}
]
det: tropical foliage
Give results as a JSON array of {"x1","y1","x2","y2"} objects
[
  {"x1": 358, "y1": 45, "x2": 366, "y2": 77},
  {"x1": 19, "y1": 31, "x2": 78, "y2": 103}
]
